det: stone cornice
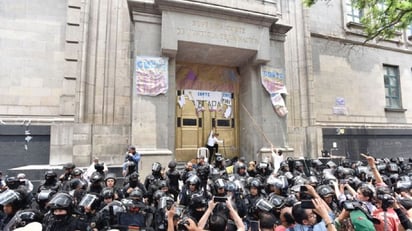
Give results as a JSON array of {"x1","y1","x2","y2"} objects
[{"x1": 128, "y1": 0, "x2": 281, "y2": 28}]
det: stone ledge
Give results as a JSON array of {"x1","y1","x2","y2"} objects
[{"x1": 137, "y1": 148, "x2": 173, "y2": 155}]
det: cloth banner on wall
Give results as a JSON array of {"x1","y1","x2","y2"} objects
[
  {"x1": 182, "y1": 90, "x2": 233, "y2": 118},
  {"x1": 135, "y1": 56, "x2": 169, "y2": 96},
  {"x1": 260, "y1": 65, "x2": 288, "y2": 117}
]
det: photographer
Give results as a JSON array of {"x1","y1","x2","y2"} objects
[
  {"x1": 339, "y1": 183, "x2": 376, "y2": 213},
  {"x1": 393, "y1": 197, "x2": 412, "y2": 230},
  {"x1": 288, "y1": 198, "x2": 336, "y2": 231},
  {"x1": 288, "y1": 184, "x2": 336, "y2": 231},
  {"x1": 372, "y1": 186, "x2": 401, "y2": 231},
  {"x1": 362, "y1": 154, "x2": 401, "y2": 231},
  {"x1": 167, "y1": 204, "x2": 200, "y2": 231},
  {"x1": 198, "y1": 197, "x2": 245, "y2": 231}
]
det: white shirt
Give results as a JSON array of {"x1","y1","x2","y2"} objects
[
  {"x1": 272, "y1": 151, "x2": 284, "y2": 173},
  {"x1": 207, "y1": 130, "x2": 223, "y2": 146}
]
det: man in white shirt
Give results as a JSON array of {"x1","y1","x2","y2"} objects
[
  {"x1": 272, "y1": 149, "x2": 284, "y2": 173},
  {"x1": 206, "y1": 128, "x2": 223, "y2": 163}
]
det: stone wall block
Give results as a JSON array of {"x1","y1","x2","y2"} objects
[
  {"x1": 64, "y1": 61, "x2": 79, "y2": 78},
  {"x1": 59, "y1": 95, "x2": 75, "y2": 115},
  {"x1": 73, "y1": 144, "x2": 91, "y2": 157},
  {"x1": 50, "y1": 145, "x2": 74, "y2": 165},
  {"x1": 66, "y1": 25, "x2": 81, "y2": 42},
  {"x1": 67, "y1": 7, "x2": 81, "y2": 25},
  {"x1": 65, "y1": 43, "x2": 79, "y2": 61}
]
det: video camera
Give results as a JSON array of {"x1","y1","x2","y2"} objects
[
  {"x1": 342, "y1": 200, "x2": 362, "y2": 211},
  {"x1": 377, "y1": 193, "x2": 395, "y2": 210},
  {"x1": 177, "y1": 217, "x2": 190, "y2": 231}
]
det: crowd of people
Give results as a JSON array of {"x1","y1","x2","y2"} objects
[{"x1": 0, "y1": 148, "x2": 411, "y2": 231}]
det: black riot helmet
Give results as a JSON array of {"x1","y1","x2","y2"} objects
[
  {"x1": 5, "y1": 177, "x2": 22, "y2": 190},
  {"x1": 225, "y1": 181, "x2": 238, "y2": 193},
  {"x1": 158, "y1": 180, "x2": 169, "y2": 190},
  {"x1": 152, "y1": 162, "x2": 162, "y2": 174},
  {"x1": 0, "y1": 189, "x2": 23, "y2": 211},
  {"x1": 95, "y1": 163, "x2": 105, "y2": 173},
  {"x1": 48, "y1": 193, "x2": 74, "y2": 212},
  {"x1": 317, "y1": 185, "x2": 334, "y2": 198},
  {"x1": 72, "y1": 168, "x2": 83, "y2": 177},
  {"x1": 129, "y1": 172, "x2": 139, "y2": 182},
  {"x1": 101, "y1": 187, "x2": 115, "y2": 199},
  {"x1": 90, "y1": 172, "x2": 104, "y2": 184},
  {"x1": 11, "y1": 209, "x2": 44, "y2": 229},
  {"x1": 268, "y1": 194, "x2": 286, "y2": 209},
  {"x1": 129, "y1": 188, "x2": 144, "y2": 200},
  {"x1": 215, "y1": 178, "x2": 226, "y2": 191},
  {"x1": 312, "y1": 159, "x2": 323, "y2": 168},
  {"x1": 44, "y1": 171, "x2": 57, "y2": 181},
  {"x1": 248, "y1": 178, "x2": 262, "y2": 190},
  {"x1": 168, "y1": 161, "x2": 177, "y2": 169},
  {"x1": 186, "y1": 175, "x2": 201, "y2": 188},
  {"x1": 294, "y1": 160, "x2": 304, "y2": 168}
]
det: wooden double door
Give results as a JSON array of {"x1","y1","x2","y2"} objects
[{"x1": 175, "y1": 90, "x2": 238, "y2": 162}]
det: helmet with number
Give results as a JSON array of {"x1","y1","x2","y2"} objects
[
  {"x1": 186, "y1": 175, "x2": 201, "y2": 188},
  {"x1": 44, "y1": 170, "x2": 57, "y2": 181},
  {"x1": 214, "y1": 178, "x2": 226, "y2": 191},
  {"x1": 168, "y1": 160, "x2": 177, "y2": 169},
  {"x1": 12, "y1": 209, "x2": 43, "y2": 229},
  {"x1": 152, "y1": 162, "x2": 162, "y2": 173},
  {"x1": 72, "y1": 168, "x2": 83, "y2": 177},
  {"x1": 248, "y1": 178, "x2": 262, "y2": 189},
  {"x1": 48, "y1": 193, "x2": 74, "y2": 212},
  {"x1": 317, "y1": 185, "x2": 334, "y2": 198},
  {"x1": 268, "y1": 194, "x2": 286, "y2": 209}
]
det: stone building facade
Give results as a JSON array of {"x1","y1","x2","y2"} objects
[{"x1": 1, "y1": 0, "x2": 411, "y2": 177}]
